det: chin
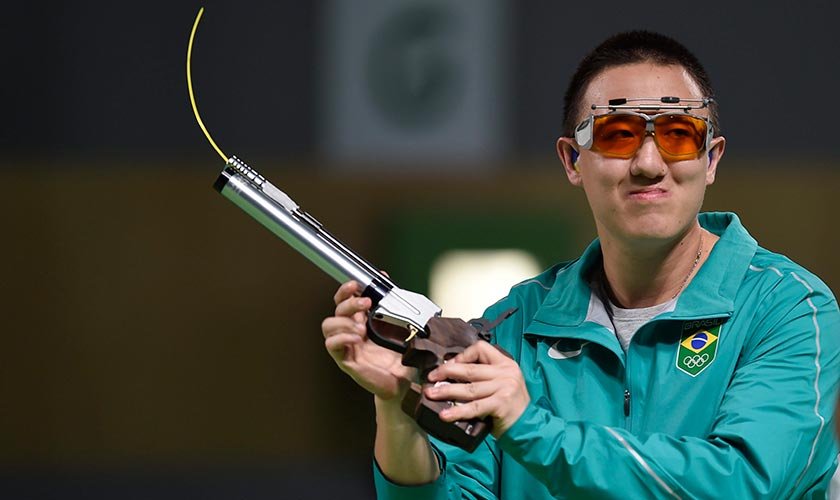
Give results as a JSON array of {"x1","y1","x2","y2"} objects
[{"x1": 615, "y1": 212, "x2": 690, "y2": 243}]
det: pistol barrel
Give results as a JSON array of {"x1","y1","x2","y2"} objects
[{"x1": 214, "y1": 160, "x2": 389, "y2": 301}]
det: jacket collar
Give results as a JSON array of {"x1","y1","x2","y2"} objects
[
  {"x1": 672, "y1": 212, "x2": 757, "y2": 320},
  {"x1": 527, "y1": 212, "x2": 756, "y2": 338}
]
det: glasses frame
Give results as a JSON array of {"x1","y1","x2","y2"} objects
[{"x1": 573, "y1": 96, "x2": 715, "y2": 160}]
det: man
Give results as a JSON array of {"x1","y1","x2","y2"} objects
[{"x1": 321, "y1": 31, "x2": 840, "y2": 498}]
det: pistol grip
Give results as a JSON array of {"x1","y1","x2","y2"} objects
[{"x1": 401, "y1": 382, "x2": 491, "y2": 453}]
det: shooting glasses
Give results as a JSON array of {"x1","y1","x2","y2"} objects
[{"x1": 574, "y1": 97, "x2": 715, "y2": 162}]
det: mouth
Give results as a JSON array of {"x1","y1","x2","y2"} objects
[{"x1": 627, "y1": 187, "x2": 669, "y2": 201}]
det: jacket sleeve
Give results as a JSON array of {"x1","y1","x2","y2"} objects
[
  {"x1": 373, "y1": 437, "x2": 501, "y2": 499},
  {"x1": 496, "y1": 279, "x2": 840, "y2": 499},
  {"x1": 372, "y1": 291, "x2": 532, "y2": 499}
]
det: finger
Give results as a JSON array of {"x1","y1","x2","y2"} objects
[
  {"x1": 352, "y1": 310, "x2": 367, "y2": 324},
  {"x1": 333, "y1": 281, "x2": 362, "y2": 305},
  {"x1": 428, "y1": 361, "x2": 497, "y2": 383},
  {"x1": 322, "y1": 316, "x2": 366, "y2": 339},
  {"x1": 425, "y1": 380, "x2": 496, "y2": 402},
  {"x1": 453, "y1": 340, "x2": 508, "y2": 365},
  {"x1": 438, "y1": 397, "x2": 491, "y2": 422},
  {"x1": 335, "y1": 296, "x2": 372, "y2": 318},
  {"x1": 324, "y1": 333, "x2": 363, "y2": 357}
]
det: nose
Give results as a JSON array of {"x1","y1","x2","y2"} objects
[{"x1": 629, "y1": 136, "x2": 667, "y2": 179}]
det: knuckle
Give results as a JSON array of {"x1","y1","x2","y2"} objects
[
  {"x1": 498, "y1": 377, "x2": 522, "y2": 400},
  {"x1": 446, "y1": 406, "x2": 460, "y2": 420},
  {"x1": 333, "y1": 286, "x2": 347, "y2": 304},
  {"x1": 324, "y1": 336, "x2": 341, "y2": 354},
  {"x1": 334, "y1": 281, "x2": 357, "y2": 303},
  {"x1": 325, "y1": 335, "x2": 340, "y2": 349},
  {"x1": 499, "y1": 388, "x2": 514, "y2": 401},
  {"x1": 335, "y1": 299, "x2": 354, "y2": 317}
]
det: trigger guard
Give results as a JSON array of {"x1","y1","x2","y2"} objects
[{"x1": 366, "y1": 315, "x2": 408, "y2": 354}]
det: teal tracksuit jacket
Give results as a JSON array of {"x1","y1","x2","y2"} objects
[{"x1": 374, "y1": 212, "x2": 840, "y2": 499}]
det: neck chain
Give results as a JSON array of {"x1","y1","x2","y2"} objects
[{"x1": 672, "y1": 232, "x2": 704, "y2": 300}]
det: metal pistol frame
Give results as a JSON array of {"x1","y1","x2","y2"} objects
[{"x1": 213, "y1": 156, "x2": 441, "y2": 353}]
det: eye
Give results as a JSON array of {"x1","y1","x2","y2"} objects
[
  {"x1": 658, "y1": 116, "x2": 705, "y2": 142},
  {"x1": 597, "y1": 121, "x2": 639, "y2": 142},
  {"x1": 663, "y1": 127, "x2": 692, "y2": 138},
  {"x1": 602, "y1": 128, "x2": 636, "y2": 141}
]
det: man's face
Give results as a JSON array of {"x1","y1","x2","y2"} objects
[{"x1": 557, "y1": 63, "x2": 725, "y2": 245}]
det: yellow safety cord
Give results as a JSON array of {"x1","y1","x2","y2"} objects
[{"x1": 187, "y1": 7, "x2": 228, "y2": 162}]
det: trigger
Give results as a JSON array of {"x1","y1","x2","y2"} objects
[{"x1": 405, "y1": 324, "x2": 419, "y2": 342}]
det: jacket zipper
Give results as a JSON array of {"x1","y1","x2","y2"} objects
[
  {"x1": 624, "y1": 389, "x2": 631, "y2": 417},
  {"x1": 623, "y1": 348, "x2": 631, "y2": 429}
]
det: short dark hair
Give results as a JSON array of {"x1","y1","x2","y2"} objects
[{"x1": 562, "y1": 31, "x2": 720, "y2": 138}]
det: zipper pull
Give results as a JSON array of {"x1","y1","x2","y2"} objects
[{"x1": 624, "y1": 389, "x2": 631, "y2": 417}]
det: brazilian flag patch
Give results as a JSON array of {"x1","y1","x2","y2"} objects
[{"x1": 676, "y1": 325, "x2": 721, "y2": 377}]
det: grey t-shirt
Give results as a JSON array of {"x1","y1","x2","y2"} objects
[{"x1": 609, "y1": 298, "x2": 676, "y2": 352}]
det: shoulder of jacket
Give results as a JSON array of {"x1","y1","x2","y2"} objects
[
  {"x1": 482, "y1": 260, "x2": 579, "y2": 352},
  {"x1": 486, "y1": 260, "x2": 578, "y2": 312},
  {"x1": 746, "y1": 247, "x2": 835, "y2": 301}
]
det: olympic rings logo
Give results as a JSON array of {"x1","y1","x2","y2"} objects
[{"x1": 683, "y1": 353, "x2": 710, "y2": 368}]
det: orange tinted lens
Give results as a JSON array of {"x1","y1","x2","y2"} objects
[
  {"x1": 653, "y1": 115, "x2": 706, "y2": 157},
  {"x1": 591, "y1": 114, "x2": 646, "y2": 157}
]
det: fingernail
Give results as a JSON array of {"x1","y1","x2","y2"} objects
[
  {"x1": 439, "y1": 409, "x2": 451, "y2": 419},
  {"x1": 355, "y1": 323, "x2": 365, "y2": 332}
]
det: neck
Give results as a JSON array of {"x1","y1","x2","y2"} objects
[{"x1": 600, "y1": 224, "x2": 716, "y2": 308}]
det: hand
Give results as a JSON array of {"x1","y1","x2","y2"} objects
[
  {"x1": 324, "y1": 282, "x2": 438, "y2": 485},
  {"x1": 425, "y1": 340, "x2": 530, "y2": 438},
  {"x1": 321, "y1": 281, "x2": 411, "y2": 401}
]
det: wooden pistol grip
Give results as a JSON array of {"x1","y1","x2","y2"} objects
[{"x1": 401, "y1": 382, "x2": 491, "y2": 453}]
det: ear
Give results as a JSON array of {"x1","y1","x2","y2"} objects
[
  {"x1": 556, "y1": 137, "x2": 583, "y2": 187},
  {"x1": 705, "y1": 136, "x2": 725, "y2": 186}
]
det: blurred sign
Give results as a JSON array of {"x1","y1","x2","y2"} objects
[
  {"x1": 320, "y1": 0, "x2": 510, "y2": 169},
  {"x1": 429, "y1": 249, "x2": 541, "y2": 320}
]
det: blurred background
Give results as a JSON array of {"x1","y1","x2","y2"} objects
[{"x1": 2, "y1": 1, "x2": 839, "y2": 498}]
